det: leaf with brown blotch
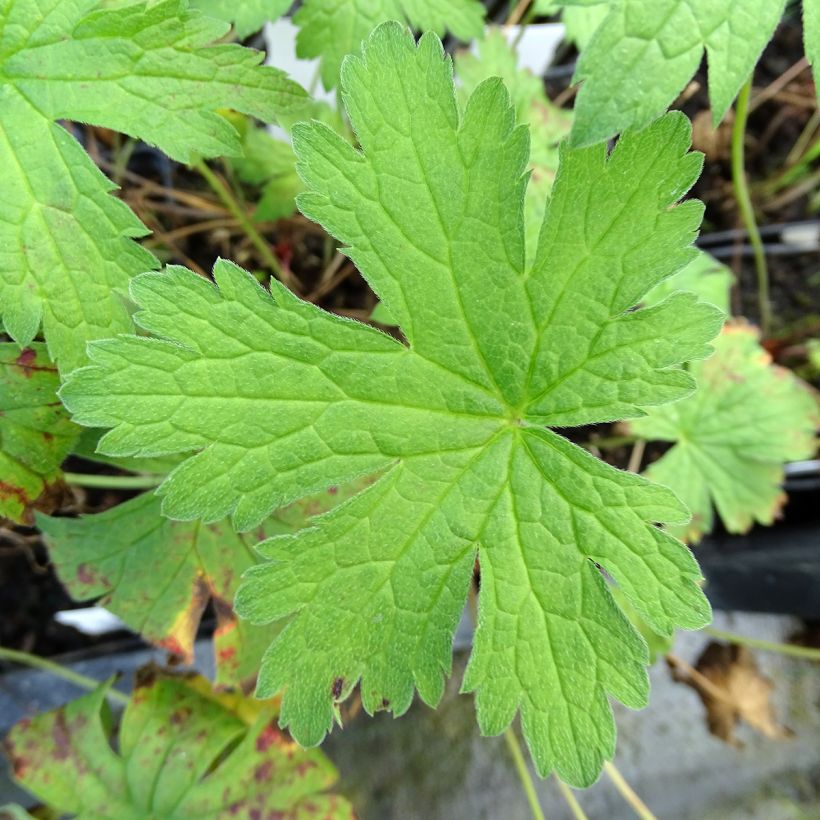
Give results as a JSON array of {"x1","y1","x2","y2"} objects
[
  {"x1": 38, "y1": 482, "x2": 366, "y2": 688},
  {"x1": 0, "y1": 343, "x2": 79, "y2": 524},
  {"x1": 669, "y1": 642, "x2": 793, "y2": 746},
  {"x1": 3, "y1": 669, "x2": 354, "y2": 819}
]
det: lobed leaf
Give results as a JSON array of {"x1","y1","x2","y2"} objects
[
  {"x1": 568, "y1": 0, "x2": 788, "y2": 146},
  {"x1": 62, "y1": 23, "x2": 723, "y2": 785},
  {"x1": 630, "y1": 322, "x2": 819, "y2": 543},
  {"x1": 0, "y1": 0, "x2": 307, "y2": 371},
  {"x1": 38, "y1": 483, "x2": 365, "y2": 687},
  {"x1": 3, "y1": 671, "x2": 353, "y2": 818}
]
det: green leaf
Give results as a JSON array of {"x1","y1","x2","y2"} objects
[
  {"x1": 38, "y1": 483, "x2": 364, "y2": 687},
  {"x1": 0, "y1": 343, "x2": 80, "y2": 523},
  {"x1": 62, "y1": 24, "x2": 724, "y2": 785},
  {"x1": 0, "y1": 0, "x2": 307, "y2": 371},
  {"x1": 643, "y1": 250, "x2": 733, "y2": 313},
  {"x1": 232, "y1": 127, "x2": 304, "y2": 222},
  {"x1": 561, "y1": 2, "x2": 609, "y2": 50},
  {"x1": 455, "y1": 28, "x2": 571, "y2": 258},
  {"x1": 294, "y1": 0, "x2": 486, "y2": 90},
  {"x1": 570, "y1": 0, "x2": 787, "y2": 146},
  {"x1": 630, "y1": 322, "x2": 819, "y2": 543},
  {"x1": 3, "y1": 671, "x2": 354, "y2": 819},
  {"x1": 191, "y1": 0, "x2": 293, "y2": 37}
]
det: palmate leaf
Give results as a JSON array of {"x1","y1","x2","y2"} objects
[
  {"x1": 62, "y1": 24, "x2": 724, "y2": 785},
  {"x1": 294, "y1": 0, "x2": 485, "y2": 90},
  {"x1": 630, "y1": 322, "x2": 819, "y2": 543},
  {"x1": 3, "y1": 671, "x2": 353, "y2": 819},
  {"x1": 0, "y1": 343, "x2": 80, "y2": 523},
  {"x1": 565, "y1": 0, "x2": 790, "y2": 146},
  {"x1": 37, "y1": 483, "x2": 366, "y2": 688},
  {"x1": 0, "y1": 0, "x2": 307, "y2": 372}
]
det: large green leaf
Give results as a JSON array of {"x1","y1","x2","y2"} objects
[
  {"x1": 3, "y1": 671, "x2": 353, "y2": 819},
  {"x1": 0, "y1": 343, "x2": 79, "y2": 523},
  {"x1": 630, "y1": 323, "x2": 819, "y2": 543},
  {"x1": 0, "y1": 0, "x2": 307, "y2": 371},
  {"x1": 38, "y1": 483, "x2": 364, "y2": 687},
  {"x1": 568, "y1": 0, "x2": 788, "y2": 146},
  {"x1": 62, "y1": 24, "x2": 723, "y2": 785},
  {"x1": 294, "y1": 0, "x2": 485, "y2": 89}
]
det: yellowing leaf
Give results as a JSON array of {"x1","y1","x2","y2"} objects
[
  {"x1": 0, "y1": 343, "x2": 79, "y2": 523},
  {"x1": 4, "y1": 670, "x2": 353, "y2": 818}
]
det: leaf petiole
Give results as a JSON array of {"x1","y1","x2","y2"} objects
[
  {"x1": 704, "y1": 627, "x2": 820, "y2": 661},
  {"x1": 63, "y1": 472, "x2": 163, "y2": 490},
  {"x1": 0, "y1": 646, "x2": 129, "y2": 705}
]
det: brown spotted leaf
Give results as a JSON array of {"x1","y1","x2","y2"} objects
[
  {"x1": 0, "y1": 343, "x2": 79, "y2": 524},
  {"x1": 671, "y1": 642, "x2": 793, "y2": 746},
  {"x1": 38, "y1": 484, "x2": 362, "y2": 687},
  {"x1": 3, "y1": 670, "x2": 354, "y2": 819}
]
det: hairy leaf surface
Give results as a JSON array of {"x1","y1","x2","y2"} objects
[
  {"x1": 630, "y1": 323, "x2": 819, "y2": 543},
  {"x1": 0, "y1": 0, "x2": 306, "y2": 371},
  {"x1": 568, "y1": 0, "x2": 788, "y2": 146},
  {"x1": 39, "y1": 484, "x2": 362, "y2": 687},
  {"x1": 62, "y1": 24, "x2": 723, "y2": 785},
  {"x1": 294, "y1": 0, "x2": 485, "y2": 89},
  {"x1": 4, "y1": 671, "x2": 353, "y2": 819},
  {"x1": 0, "y1": 343, "x2": 79, "y2": 523}
]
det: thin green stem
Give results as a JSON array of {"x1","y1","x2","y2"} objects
[
  {"x1": 504, "y1": 727, "x2": 547, "y2": 820},
  {"x1": 731, "y1": 77, "x2": 771, "y2": 336},
  {"x1": 192, "y1": 158, "x2": 299, "y2": 292},
  {"x1": 555, "y1": 777, "x2": 588, "y2": 820},
  {"x1": 63, "y1": 472, "x2": 163, "y2": 490},
  {"x1": 603, "y1": 761, "x2": 657, "y2": 820},
  {"x1": 0, "y1": 647, "x2": 130, "y2": 706},
  {"x1": 704, "y1": 627, "x2": 820, "y2": 661}
]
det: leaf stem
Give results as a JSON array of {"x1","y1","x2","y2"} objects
[
  {"x1": 603, "y1": 761, "x2": 657, "y2": 820},
  {"x1": 704, "y1": 627, "x2": 820, "y2": 661},
  {"x1": 731, "y1": 76, "x2": 771, "y2": 336},
  {"x1": 555, "y1": 777, "x2": 588, "y2": 819},
  {"x1": 63, "y1": 472, "x2": 163, "y2": 490},
  {"x1": 0, "y1": 647, "x2": 130, "y2": 705},
  {"x1": 505, "y1": 0, "x2": 532, "y2": 27},
  {"x1": 192, "y1": 158, "x2": 300, "y2": 292},
  {"x1": 503, "y1": 727, "x2": 547, "y2": 820}
]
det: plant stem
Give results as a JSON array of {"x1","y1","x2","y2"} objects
[
  {"x1": 555, "y1": 777, "x2": 588, "y2": 820},
  {"x1": 704, "y1": 627, "x2": 820, "y2": 661},
  {"x1": 503, "y1": 727, "x2": 546, "y2": 820},
  {"x1": 63, "y1": 472, "x2": 163, "y2": 490},
  {"x1": 731, "y1": 76, "x2": 771, "y2": 336},
  {"x1": 192, "y1": 158, "x2": 299, "y2": 292},
  {"x1": 0, "y1": 647, "x2": 130, "y2": 706},
  {"x1": 505, "y1": 0, "x2": 532, "y2": 27},
  {"x1": 603, "y1": 761, "x2": 657, "y2": 820}
]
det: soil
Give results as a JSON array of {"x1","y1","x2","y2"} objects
[{"x1": 1, "y1": 15, "x2": 817, "y2": 664}]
